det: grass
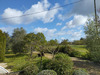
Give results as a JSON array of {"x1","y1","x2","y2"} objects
[{"x1": 4, "y1": 54, "x2": 29, "y2": 72}]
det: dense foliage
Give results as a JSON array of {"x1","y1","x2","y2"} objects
[
  {"x1": 84, "y1": 19, "x2": 100, "y2": 62},
  {"x1": 21, "y1": 64, "x2": 39, "y2": 75},
  {"x1": 11, "y1": 27, "x2": 26, "y2": 54},
  {"x1": 0, "y1": 30, "x2": 6, "y2": 61},
  {"x1": 37, "y1": 53, "x2": 73, "y2": 75}
]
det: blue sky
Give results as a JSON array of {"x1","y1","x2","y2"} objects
[{"x1": 0, "y1": 0, "x2": 100, "y2": 42}]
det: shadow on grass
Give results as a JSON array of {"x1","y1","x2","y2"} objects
[{"x1": 5, "y1": 54, "x2": 29, "y2": 58}]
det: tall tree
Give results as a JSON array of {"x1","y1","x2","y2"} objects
[
  {"x1": 12, "y1": 27, "x2": 26, "y2": 44},
  {"x1": 11, "y1": 27, "x2": 26, "y2": 54},
  {"x1": 0, "y1": 30, "x2": 6, "y2": 61},
  {"x1": 84, "y1": 19, "x2": 100, "y2": 62},
  {"x1": 24, "y1": 33, "x2": 38, "y2": 57}
]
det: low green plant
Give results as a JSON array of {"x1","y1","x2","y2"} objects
[
  {"x1": 37, "y1": 70, "x2": 57, "y2": 75},
  {"x1": 5, "y1": 55, "x2": 29, "y2": 71},
  {"x1": 73, "y1": 68, "x2": 89, "y2": 75},
  {"x1": 21, "y1": 64, "x2": 39, "y2": 75}
]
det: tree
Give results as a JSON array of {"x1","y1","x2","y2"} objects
[
  {"x1": 11, "y1": 27, "x2": 26, "y2": 44},
  {"x1": 47, "y1": 39, "x2": 58, "y2": 46},
  {"x1": 36, "y1": 33, "x2": 47, "y2": 45},
  {"x1": 24, "y1": 32, "x2": 47, "y2": 70},
  {"x1": 11, "y1": 27, "x2": 26, "y2": 54},
  {"x1": 4, "y1": 32, "x2": 12, "y2": 52},
  {"x1": 60, "y1": 39, "x2": 68, "y2": 45},
  {"x1": 0, "y1": 30, "x2": 6, "y2": 61},
  {"x1": 24, "y1": 33, "x2": 37, "y2": 57},
  {"x1": 84, "y1": 19, "x2": 100, "y2": 62}
]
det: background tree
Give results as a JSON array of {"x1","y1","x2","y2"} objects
[
  {"x1": 47, "y1": 39, "x2": 58, "y2": 46},
  {"x1": 0, "y1": 30, "x2": 6, "y2": 61},
  {"x1": 11, "y1": 27, "x2": 26, "y2": 54},
  {"x1": 60, "y1": 39, "x2": 68, "y2": 45}
]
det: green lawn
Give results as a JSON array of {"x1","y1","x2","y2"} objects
[{"x1": 70, "y1": 45, "x2": 88, "y2": 56}]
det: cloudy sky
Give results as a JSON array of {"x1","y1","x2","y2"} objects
[{"x1": 0, "y1": 0, "x2": 100, "y2": 42}]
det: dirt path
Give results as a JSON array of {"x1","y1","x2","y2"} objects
[
  {"x1": 71, "y1": 57, "x2": 100, "y2": 75},
  {"x1": 0, "y1": 63, "x2": 12, "y2": 73}
]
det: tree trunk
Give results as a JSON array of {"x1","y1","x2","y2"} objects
[
  {"x1": 40, "y1": 52, "x2": 43, "y2": 71},
  {"x1": 30, "y1": 47, "x2": 32, "y2": 58}
]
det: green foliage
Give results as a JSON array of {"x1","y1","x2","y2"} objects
[
  {"x1": 36, "y1": 54, "x2": 73, "y2": 75},
  {"x1": 47, "y1": 39, "x2": 58, "y2": 46},
  {"x1": 58, "y1": 45, "x2": 73, "y2": 55},
  {"x1": 37, "y1": 70, "x2": 57, "y2": 75},
  {"x1": 73, "y1": 68, "x2": 89, "y2": 75},
  {"x1": 11, "y1": 27, "x2": 26, "y2": 54},
  {"x1": 21, "y1": 64, "x2": 39, "y2": 75},
  {"x1": 24, "y1": 32, "x2": 46, "y2": 57},
  {"x1": 36, "y1": 57, "x2": 51, "y2": 70},
  {"x1": 0, "y1": 30, "x2": 6, "y2": 61},
  {"x1": 60, "y1": 39, "x2": 68, "y2": 45},
  {"x1": 5, "y1": 54, "x2": 29, "y2": 71},
  {"x1": 4, "y1": 32, "x2": 12, "y2": 51},
  {"x1": 46, "y1": 53, "x2": 73, "y2": 75},
  {"x1": 57, "y1": 45, "x2": 80, "y2": 57},
  {"x1": 84, "y1": 19, "x2": 100, "y2": 62},
  {"x1": 12, "y1": 41, "x2": 26, "y2": 54},
  {"x1": 37, "y1": 33, "x2": 47, "y2": 45},
  {"x1": 72, "y1": 40, "x2": 85, "y2": 45}
]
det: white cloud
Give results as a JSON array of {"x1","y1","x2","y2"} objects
[
  {"x1": 71, "y1": 0, "x2": 100, "y2": 15},
  {"x1": 2, "y1": 8, "x2": 23, "y2": 25},
  {"x1": 61, "y1": 15, "x2": 88, "y2": 30},
  {"x1": 1, "y1": 0, "x2": 61, "y2": 25},
  {"x1": 34, "y1": 27, "x2": 57, "y2": 38},
  {"x1": 56, "y1": 22, "x2": 62, "y2": 26},
  {"x1": 71, "y1": 30, "x2": 82, "y2": 38},
  {"x1": 42, "y1": 3, "x2": 61, "y2": 23},
  {"x1": 34, "y1": 27, "x2": 48, "y2": 33},
  {"x1": 61, "y1": 37, "x2": 65, "y2": 40},
  {"x1": 0, "y1": 27, "x2": 14, "y2": 35}
]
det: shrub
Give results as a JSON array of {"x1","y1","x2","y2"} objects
[
  {"x1": 46, "y1": 53, "x2": 73, "y2": 75},
  {"x1": 21, "y1": 64, "x2": 39, "y2": 75},
  {"x1": 73, "y1": 68, "x2": 89, "y2": 75},
  {"x1": 37, "y1": 70, "x2": 57, "y2": 75},
  {"x1": 36, "y1": 57, "x2": 51, "y2": 70},
  {"x1": 57, "y1": 45, "x2": 81, "y2": 57},
  {"x1": 70, "y1": 50, "x2": 81, "y2": 57}
]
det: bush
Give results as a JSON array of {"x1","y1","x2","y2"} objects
[
  {"x1": 70, "y1": 50, "x2": 81, "y2": 57},
  {"x1": 57, "y1": 45, "x2": 81, "y2": 57},
  {"x1": 37, "y1": 70, "x2": 57, "y2": 75},
  {"x1": 36, "y1": 57, "x2": 51, "y2": 70},
  {"x1": 73, "y1": 68, "x2": 89, "y2": 75},
  {"x1": 46, "y1": 53, "x2": 73, "y2": 75},
  {"x1": 90, "y1": 51, "x2": 100, "y2": 63},
  {"x1": 21, "y1": 64, "x2": 39, "y2": 75}
]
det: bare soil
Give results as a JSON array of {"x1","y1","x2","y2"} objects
[{"x1": 0, "y1": 63, "x2": 12, "y2": 73}]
